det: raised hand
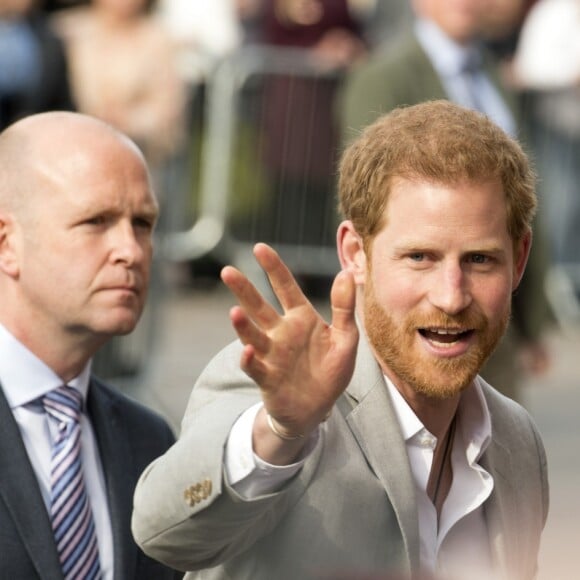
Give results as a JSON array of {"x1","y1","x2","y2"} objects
[{"x1": 221, "y1": 243, "x2": 359, "y2": 459}]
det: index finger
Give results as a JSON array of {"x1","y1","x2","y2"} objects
[
  {"x1": 221, "y1": 263, "x2": 280, "y2": 329},
  {"x1": 253, "y1": 243, "x2": 309, "y2": 312}
]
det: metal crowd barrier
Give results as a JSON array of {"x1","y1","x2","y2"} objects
[
  {"x1": 93, "y1": 46, "x2": 348, "y2": 379},
  {"x1": 163, "y1": 45, "x2": 346, "y2": 293}
]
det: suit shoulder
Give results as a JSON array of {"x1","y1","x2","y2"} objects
[
  {"x1": 353, "y1": 33, "x2": 428, "y2": 81},
  {"x1": 340, "y1": 32, "x2": 436, "y2": 140},
  {"x1": 479, "y1": 377, "x2": 528, "y2": 415},
  {"x1": 478, "y1": 377, "x2": 544, "y2": 443},
  {"x1": 90, "y1": 377, "x2": 175, "y2": 439}
]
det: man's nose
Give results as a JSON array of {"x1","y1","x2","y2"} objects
[
  {"x1": 110, "y1": 222, "x2": 146, "y2": 266},
  {"x1": 427, "y1": 262, "x2": 472, "y2": 315}
]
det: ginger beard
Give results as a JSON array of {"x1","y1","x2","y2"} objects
[{"x1": 363, "y1": 279, "x2": 511, "y2": 399}]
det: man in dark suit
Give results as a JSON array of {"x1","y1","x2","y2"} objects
[{"x1": 0, "y1": 111, "x2": 180, "y2": 579}]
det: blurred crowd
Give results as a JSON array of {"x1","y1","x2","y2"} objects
[{"x1": 1, "y1": 0, "x2": 579, "y2": 399}]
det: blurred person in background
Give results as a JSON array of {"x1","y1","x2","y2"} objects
[
  {"x1": 341, "y1": 0, "x2": 520, "y2": 135},
  {"x1": 478, "y1": 0, "x2": 537, "y2": 60},
  {"x1": 0, "y1": 0, "x2": 74, "y2": 130},
  {"x1": 253, "y1": 0, "x2": 367, "y2": 256},
  {"x1": 511, "y1": 0, "x2": 580, "y2": 268},
  {"x1": 360, "y1": 0, "x2": 413, "y2": 48},
  {"x1": 156, "y1": 0, "x2": 244, "y2": 85},
  {"x1": 340, "y1": 0, "x2": 552, "y2": 403},
  {"x1": 52, "y1": 0, "x2": 186, "y2": 187},
  {"x1": 44, "y1": 0, "x2": 88, "y2": 10},
  {"x1": 154, "y1": 0, "x2": 247, "y2": 241}
]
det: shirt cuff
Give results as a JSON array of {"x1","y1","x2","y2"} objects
[{"x1": 224, "y1": 402, "x2": 320, "y2": 499}]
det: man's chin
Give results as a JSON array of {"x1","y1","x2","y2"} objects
[
  {"x1": 412, "y1": 376, "x2": 474, "y2": 400},
  {"x1": 94, "y1": 312, "x2": 141, "y2": 337},
  {"x1": 399, "y1": 356, "x2": 479, "y2": 399}
]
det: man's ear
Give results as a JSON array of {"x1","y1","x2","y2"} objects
[
  {"x1": 512, "y1": 230, "x2": 532, "y2": 291},
  {"x1": 0, "y1": 212, "x2": 20, "y2": 278},
  {"x1": 337, "y1": 220, "x2": 367, "y2": 285}
]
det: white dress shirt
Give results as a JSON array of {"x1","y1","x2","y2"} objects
[
  {"x1": 414, "y1": 17, "x2": 516, "y2": 137},
  {"x1": 387, "y1": 379, "x2": 495, "y2": 579},
  {"x1": 0, "y1": 323, "x2": 114, "y2": 580},
  {"x1": 225, "y1": 375, "x2": 496, "y2": 579}
]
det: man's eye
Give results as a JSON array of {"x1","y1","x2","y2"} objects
[
  {"x1": 85, "y1": 216, "x2": 106, "y2": 225},
  {"x1": 133, "y1": 217, "x2": 154, "y2": 230},
  {"x1": 409, "y1": 253, "x2": 424, "y2": 261},
  {"x1": 470, "y1": 254, "x2": 488, "y2": 264}
]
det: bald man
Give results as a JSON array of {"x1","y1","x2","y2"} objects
[{"x1": 0, "y1": 113, "x2": 181, "y2": 579}]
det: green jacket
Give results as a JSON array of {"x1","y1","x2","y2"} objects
[{"x1": 340, "y1": 31, "x2": 518, "y2": 142}]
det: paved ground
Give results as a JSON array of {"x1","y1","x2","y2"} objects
[{"x1": 122, "y1": 281, "x2": 580, "y2": 580}]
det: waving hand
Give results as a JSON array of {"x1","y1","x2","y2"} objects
[{"x1": 221, "y1": 243, "x2": 359, "y2": 462}]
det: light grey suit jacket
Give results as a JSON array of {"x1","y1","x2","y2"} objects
[{"x1": 132, "y1": 334, "x2": 549, "y2": 580}]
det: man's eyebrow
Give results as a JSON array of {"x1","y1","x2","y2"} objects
[
  {"x1": 392, "y1": 241, "x2": 508, "y2": 254},
  {"x1": 462, "y1": 244, "x2": 507, "y2": 254}
]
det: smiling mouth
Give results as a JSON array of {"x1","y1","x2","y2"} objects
[{"x1": 418, "y1": 327, "x2": 475, "y2": 346}]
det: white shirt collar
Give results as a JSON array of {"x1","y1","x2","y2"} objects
[
  {"x1": 0, "y1": 323, "x2": 91, "y2": 409},
  {"x1": 414, "y1": 18, "x2": 482, "y2": 78},
  {"x1": 385, "y1": 373, "x2": 492, "y2": 456}
]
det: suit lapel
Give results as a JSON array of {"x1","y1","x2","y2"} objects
[
  {"x1": 482, "y1": 52, "x2": 520, "y2": 123},
  {"x1": 480, "y1": 407, "x2": 519, "y2": 578},
  {"x1": 0, "y1": 386, "x2": 64, "y2": 579},
  {"x1": 340, "y1": 331, "x2": 528, "y2": 578},
  {"x1": 341, "y1": 335, "x2": 420, "y2": 574},
  {"x1": 88, "y1": 380, "x2": 137, "y2": 580},
  {"x1": 406, "y1": 35, "x2": 449, "y2": 101}
]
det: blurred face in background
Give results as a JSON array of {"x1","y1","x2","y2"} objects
[
  {"x1": 0, "y1": 0, "x2": 35, "y2": 17},
  {"x1": 413, "y1": 0, "x2": 489, "y2": 44},
  {"x1": 478, "y1": 0, "x2": 528, "y2": 41},
  {"x1": 275, "y1": 0, "x2": 323, "y2": 26}
]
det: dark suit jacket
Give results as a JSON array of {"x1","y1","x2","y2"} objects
[{"x1": 0, "y1": 377, "x2": 181, "y2": 579}]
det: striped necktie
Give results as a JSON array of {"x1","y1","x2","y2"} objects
[{"x1": 43, "y1": 386, "x2": 102, "y2": 580}]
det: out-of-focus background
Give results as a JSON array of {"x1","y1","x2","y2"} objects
[{"x1": 2, "y1": 1, "x2": 579, "y2": 578}]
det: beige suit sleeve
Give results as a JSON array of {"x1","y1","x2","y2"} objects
[{"x1": 131, "y1": 341, "x2": 321, "y2": 572}]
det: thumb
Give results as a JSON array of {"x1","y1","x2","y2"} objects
[{"x1": 330, "y1": 270, "x2": 356, "y2": 332}]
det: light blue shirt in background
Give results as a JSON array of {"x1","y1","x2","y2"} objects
[{"x1": 414, "y1": 18, "x2": 516, "y2": 136}]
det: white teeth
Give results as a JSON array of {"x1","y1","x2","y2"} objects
[
  {"x1": 429, "y1": 340, "x2": 458, "y2": 348},
  {"x1": 430, "y1": 328, "x2": 462, "y2": 335}
]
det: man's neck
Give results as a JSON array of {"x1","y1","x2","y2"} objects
[
  {"x1": 0, "y1": 317, "x2": 97, "y2": 383},
  {"x1": 406, "y1": 392, "x2": 459, "y2": 440}
]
